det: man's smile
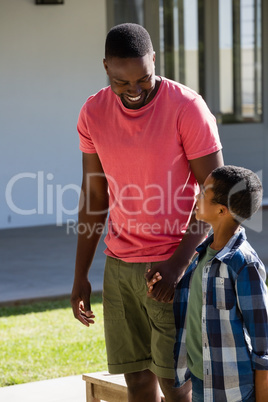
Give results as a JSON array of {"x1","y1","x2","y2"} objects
[{"x1": 126, "y1": 94, "x2": 142, "y2": 102}]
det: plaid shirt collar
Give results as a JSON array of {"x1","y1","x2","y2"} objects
[{"x1": 196, "y1": 226, "x2": 247, "y2": 262}]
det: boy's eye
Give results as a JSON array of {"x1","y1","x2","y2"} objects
[{"x1": 200, "y1": 185, "x2": 205, "y2": 197}]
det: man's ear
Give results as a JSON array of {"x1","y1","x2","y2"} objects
[{"x1": 103, "y1": 58, "x2": 108, "y2": 74}]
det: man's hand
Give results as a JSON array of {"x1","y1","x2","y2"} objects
[
  {"x1": 145, "y1": 259, "x2": 186, "y2": 303},
  {"x1": 71, "y1": 278, "x2": 95, "y2": 327}
]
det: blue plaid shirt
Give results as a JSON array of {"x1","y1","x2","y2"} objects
[{"x1": 173, "y1": 228, "x2": 268, "y2": 401}]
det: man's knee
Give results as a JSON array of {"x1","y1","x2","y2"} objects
[
  {"x1": 124, "y1": 369, "x2": 157, "y2": 390},
  {"x1": 124, "y1": 370, "x2": 160, "y2": 401},
  {"x1": 158, "y1": 377, "x2": 192, "y2": 402}
]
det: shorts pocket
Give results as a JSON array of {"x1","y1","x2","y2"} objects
[
  {"x1": 213, "y1": 277, "x2": 235, "y2": 310},
  {"x1": 147, "y1": 297, "x2": 175, "y2": 324},
  {"x1": 103, "y1": 257, "x2": 125, "y2": 320}
]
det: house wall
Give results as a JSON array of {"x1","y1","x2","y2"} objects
[{"x1": 0, "y1": 0, "x2": 107, "y2": 228}]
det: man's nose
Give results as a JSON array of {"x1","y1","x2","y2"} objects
[{"x1": 127, "y1": 82, "x2": 142, "y2": 94}]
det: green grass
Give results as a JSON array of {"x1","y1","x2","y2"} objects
[{"x1": 0, "y1": 293, "x2": 107, "y2": 387}]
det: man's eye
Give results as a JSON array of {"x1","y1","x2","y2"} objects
[
  {"x1": 115, "y1": 82, "x2": 127, "y2": 86},
  {"x1": 140, "y1": 76, "x2": 151, "y2": 83}
]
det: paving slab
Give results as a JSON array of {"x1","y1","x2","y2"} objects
[
  {"x1": 0, "y1": 224, "x2": 106, "y2": 305},
  {"x1": 0, "y1": 375, "x2": 86, "y2": 402}
]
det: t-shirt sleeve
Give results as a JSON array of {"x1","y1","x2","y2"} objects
[
  {"x1": 77, "y1": 103, "x2": 97, "y2": 153},
  {"x1": 178, "y1": 95, "x2": 222, "y2": 160}
]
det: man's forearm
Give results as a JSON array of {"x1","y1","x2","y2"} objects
[
  {"x1": 74, "y1": 192, "x2": 108, "y2": 280},
  {"x1": 170, "y1": 212, "x2": 210, "y2": 274}
]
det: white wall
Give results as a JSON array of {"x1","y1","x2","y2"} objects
[{"x1": 0, "y1": 0, "x2": 107, "y2": 228}]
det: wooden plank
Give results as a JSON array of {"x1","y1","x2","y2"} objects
[
  {"x1": 85, "y1": 381, "x2": 100, "y2": 402},
  {"x1": 83, "y1": 372, "x2": 127, "y2": 402},
  {"x1": 93, "y1": 383, "x2": 127, "y2": 402},
  {"x1": 83, "y1": 372, "x2": 127, "y2": 391}
]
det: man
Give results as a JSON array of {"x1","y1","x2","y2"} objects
[{"x1": 71, "y1": 23, "x2": 223, "y2": 402}]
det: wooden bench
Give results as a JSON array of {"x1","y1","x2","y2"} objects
[
  {"x1": 83, "y1": 372, "x2": 127, "y2": 402},
  {"x1": 83, "y1": 371, "x2": 164, "y2": 402}
]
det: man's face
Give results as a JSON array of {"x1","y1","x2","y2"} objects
[{"x1": 103, "y1": 53, "x2": 157, "y2": 110}]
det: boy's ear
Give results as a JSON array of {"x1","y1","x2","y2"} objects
[{"x1": 219, "y1": 205, "x2": 229, "y2": 216}]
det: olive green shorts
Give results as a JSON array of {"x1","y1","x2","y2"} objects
[{"x1": 103, "y1": 256, "x2": 176, "y2": 379}]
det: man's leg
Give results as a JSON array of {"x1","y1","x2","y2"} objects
[
  {"x1": 124, "y1": 370, "x2": 161, "y2": 402},
  {"x1": 158, "y1": 377, "x2": 192, "y2": 402}
]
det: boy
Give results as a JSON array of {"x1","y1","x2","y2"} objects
[{"x1": 148, "y1": 165, "x2": 268, "y2": 401}]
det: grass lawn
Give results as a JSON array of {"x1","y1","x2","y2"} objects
[{"x1": 0, "y1": 293, "x2": 106, "y2": 387}]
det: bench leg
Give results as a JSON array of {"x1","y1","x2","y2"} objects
[{"x1": 85, "y1": 382, "x2": 101, "y2": 402}]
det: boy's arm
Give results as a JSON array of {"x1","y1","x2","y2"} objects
[
  {"x1": 236, "y1": 263, "x2": 268, "y2": 377},
  {"x1": 255, "y1": 370, "x2": 268, "y2": 402}
]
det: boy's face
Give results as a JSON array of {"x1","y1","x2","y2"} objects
[{"x1": 195, "y1": 174, "x2": 221, "y2": 224}]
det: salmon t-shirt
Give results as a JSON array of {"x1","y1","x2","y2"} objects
[{"x1": 78, "y1": 77, "x2": 222, "y2": 262}]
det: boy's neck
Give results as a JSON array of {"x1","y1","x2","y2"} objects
[{"x1": 210, "y1": 221, "x2": 241, "y2": 251}]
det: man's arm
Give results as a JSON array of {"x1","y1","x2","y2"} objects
[
  {"x1": 146, "y1": 150, "x2": 223, "y2": 303},
  {"x1": 71, "y1": 152, "x2": 109, "y2": 326}
]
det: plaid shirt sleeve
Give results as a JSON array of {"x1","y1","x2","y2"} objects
[{"x1": 236, "y1": 261, "x2": 268, "y2": 370}]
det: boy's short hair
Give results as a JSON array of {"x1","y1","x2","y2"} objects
[
  {"x1": 211, "y1": 165, "x2": 263, "y2": 221},
  {"x1": 105, "y1": 23, "x2": 153, "y2": 59}
]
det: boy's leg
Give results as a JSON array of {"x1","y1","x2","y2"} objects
[{"x1": 190, "y1": 372, "x2": 204, "y2": 402}]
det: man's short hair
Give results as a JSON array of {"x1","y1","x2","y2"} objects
[
  {"x1": 211, "y1": 165, "x2": 263, "y2": 221},
  {"x1": 105, "y1": 23, "x2": 153, "y2": 59}
]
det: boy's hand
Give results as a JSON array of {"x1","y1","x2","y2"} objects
[
  {"x1": 255, "y1": 370, "x2": 268, "y2": 402},
  {"x1": 146, "y1": 270, "x2": 162, "y2": 293},
  {"x1": 145, "y1": 260, "x2": 183, "y2": 302}
]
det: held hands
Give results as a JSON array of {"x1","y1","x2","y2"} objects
[
  {"x1": 71, "y1": 278, "x2": 95, "y2": 327},
  {"x1": 147, "y1": 271, "x2": 162, "y2": 294},
  {"x1": 145, "y1": 259, "x2": 185, "y2": 303}
]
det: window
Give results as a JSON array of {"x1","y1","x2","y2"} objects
[
  {"x1": 159, "y1": 0, "x2": 200, "y2": 94},
  {"x1": 113, "y1": 0, "x2": 144, "y2": 25},
  {"x1": 219, "y1": 0, "x2": 262, "y2": 123},
  {"x1": 109, "y1": 0, "x2": 263, "y2": 125}
]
